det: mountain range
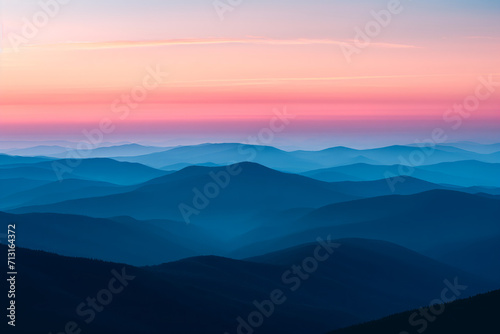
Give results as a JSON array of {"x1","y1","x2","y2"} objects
[{"x1": 1, "y1": 141, "x2": 499, "y2": 333}]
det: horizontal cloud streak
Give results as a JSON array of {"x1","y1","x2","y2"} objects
[{"x1": 20, "y1": 37, "x2": 419, "y2": 51}]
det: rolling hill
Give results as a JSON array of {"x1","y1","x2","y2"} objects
[
  {"x1": 441, "y1": 141, "x2": 500, "y2": 154},
  {"x1": 0, "y1": 211, "x2": 214, "y2": 265},
  {"x1": 303, "y1": 160, "x2": 500, "y2": 187},
  {"x1": 329, "y1": 289, "x2": 500, "y2": 334},
  {"x1": 2, "y1": 238, "x2": 492, "y2": 334},
  {"x1": 0, "y1": 153, "x2": 52, "y2": 166},
  {"x1": 291, "y1": 144, "x2": 500, "y2": 167},
  {"x1": 9, "y1": 163, "x2": 360, "y2": 234},
  {"x1": 112, "y1": 143, "x2": 500, "y2": 172},
  {"x1": 8, "y1": 163, "x2": 468, "y2": 230},
  {"x1": 0, "y1": 158, "x2": 169, "y2": 185},
  {"x1": 4, "y1": 145, "x2": 72, "y2": 157},
  {"x1": 113, "y1": 143, "x2": 319, "y2": 171},
  {"x1": 0, "y1": 178, "x2": 50, "y2": 199},
  {"x1": 0, "y1": 179, "x2": 128, "y2": 210},
  {"x1": 231, "y1": 190, "x2": 500, "y2": 281},
  {"x1": 418, "y1": 160, "x2": 500, "y2": 187},
  {"x1": 63, "y1": 143, "x2": 171, "y2": 158},
  {"x1": 424, "y1": 235, "x2": 500, "y2": 282}
]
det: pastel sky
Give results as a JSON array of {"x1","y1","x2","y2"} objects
[{"x1": 0, "y1": 0, "x2": 499, "y2": 148}]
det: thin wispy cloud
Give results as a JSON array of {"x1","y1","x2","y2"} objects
[
  {"x1": 22, "y1": 37, "x2": 419, "y2": 51},
  {"x1": 465, "y1": 36, "x2": 500, "y2": 40},
  {"x1": 162, "y1": 74, "x2": 499, "y2": 88}
]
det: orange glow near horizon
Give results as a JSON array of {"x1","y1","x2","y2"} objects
[{"x1": 0, "y1": 0, "x2": 499, "y2": 142}]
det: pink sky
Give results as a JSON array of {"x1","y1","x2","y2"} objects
[{"x1": 0, "y1": 0, "x2": 499, "y2": 146}]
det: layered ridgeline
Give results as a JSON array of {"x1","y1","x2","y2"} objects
[
  {"x1": 6, "y1": 161, "x2": 499, "y2": 227},
  {"x1": 231, "y1": 190, "x2": 500, "y2": 281},
  {"x1": 1, "y1": 162, "x2": 499, "y2": 281},
  {"x1": 104, "y1": 143, "x2": 500, "y2": 172},
  {"x1": 0, "y1": 158, "x2": 170, "y2": 185},
  {"x1": 303, "y1": 160, "x2": 500, "y2": 187},
  {"x1": 6, "y1": 162, "x2": 360, "y2": 233},
  {"x1": 1, "y1": 191, "x2": 499, "y2": 281},
  {"x1": 1, "y1": 239, "x2": 493, "y2": 334},
  {"x1": 5, "y1": 142, "x2": 499, "y2": 172},
  {"x1": 0, "y1": 143, "x2": 170, "y2": 158},
  {"x1": 1, "y1": 141, "x2": 499, "y2": 333}
]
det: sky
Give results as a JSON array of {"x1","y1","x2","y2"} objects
[{"x1": 0, "y1": 0, "x2": 499, "y2": 148}]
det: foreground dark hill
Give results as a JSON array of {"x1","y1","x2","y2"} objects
[
  {"x1": 10, "y1": 163, "x2": 360, "y2": 233},
  {"x1": 329, "y1": 289, "x2": 500, "y2": 334},
  {"x1": 1, "y1": 239, "x2": 491, "y2": 334},
  {"x1": 245, "y1": 238, "x2": 495, "y2": 295}
]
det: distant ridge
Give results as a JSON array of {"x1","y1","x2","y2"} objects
[
  {"x1": 304, "y1": 160, "x2": 500, "y2": 187},
  {"x1": 0, "y1": 158, "x2": 169, "y2": 185},
  {"x1": 0, "y1": 153, "x2": 52, "y2": 165}
]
